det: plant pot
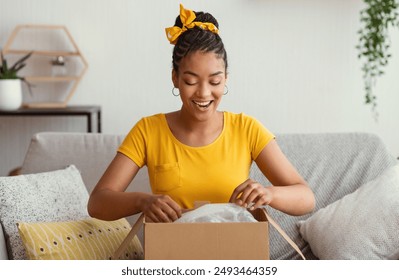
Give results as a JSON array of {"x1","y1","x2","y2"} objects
[{"x1": 0, "y1": 79, "x2": 22, "y2": 111}]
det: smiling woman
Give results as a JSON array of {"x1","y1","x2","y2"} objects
[
  {"x1": 171, "y1": 51, "x2": 225, "y2": 127},
  {"x1": 87, "y1": 4, "x2": 315, "y2": 223}
]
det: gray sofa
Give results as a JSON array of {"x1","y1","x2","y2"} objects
[{"x1": 0, "y1": 131, "x2": 396, "y2": 260}]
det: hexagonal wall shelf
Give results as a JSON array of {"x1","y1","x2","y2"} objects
[{"x1": 2, "y1": 25, "x2": 88, "y2": 108}]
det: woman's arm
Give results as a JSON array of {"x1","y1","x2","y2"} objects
[
  {"x1": 87, "y1": 152, "x2": 182, "y2": 222},
  {"x1": 230, "y1": 139, "x2": 315, "y2": 216}
]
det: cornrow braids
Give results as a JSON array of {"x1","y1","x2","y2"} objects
[{"x1": 172, "y1": 11, "x2": 228, "y2": 73}]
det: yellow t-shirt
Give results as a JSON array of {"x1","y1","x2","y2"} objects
[{"x1": 118, "y1": 111, "x2": 275, "y2": 209}]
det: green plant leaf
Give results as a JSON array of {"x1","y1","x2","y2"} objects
[
  {"x1": 9, "y1": 51, "x2": 33, "y2": 72},
  {"x1": 0, "y1": 50, "x2": 33, "y2": 80},
  {"x1": 357, "y1": 0, "x2": 399, "y2": 115}
]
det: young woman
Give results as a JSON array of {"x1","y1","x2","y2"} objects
[{"x1": 88, "y1": 4, "x2": 315, "y2": 223}]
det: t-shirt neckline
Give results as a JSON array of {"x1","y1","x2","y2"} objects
[{"x1": 161, "y1": 111, "x2": 226, "y2": 150}]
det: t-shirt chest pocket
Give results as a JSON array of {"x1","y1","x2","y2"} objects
[{"x1": 153, "y1": 162, "x2": 182, "y2": 193}]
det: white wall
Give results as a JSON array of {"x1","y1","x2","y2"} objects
[{"x1": 1, "y1": 0, "x2": 398, "y2": 175}]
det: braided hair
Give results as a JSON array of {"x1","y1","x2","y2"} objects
[{"x1": 172, "y1": 10, "x2": 228, "y2": 73}]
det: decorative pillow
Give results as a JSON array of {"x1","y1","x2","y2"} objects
[
  {"x1": 297, "y1": 164, "x2": 399, "y2": 260},
  {"x1": 18, "y1": 218, "x2": 143, "y2": 260},
  {"x1": 0, "y1": 165, "x2": 89, "y2": 259}
]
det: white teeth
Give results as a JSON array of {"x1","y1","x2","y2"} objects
[{"x1": 193, "y1": 101, "x2": 212, "y2": 107}]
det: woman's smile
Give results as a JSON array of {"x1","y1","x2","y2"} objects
[{"x1": 192, "y1": 100, "x2": 214, "y2": 109}]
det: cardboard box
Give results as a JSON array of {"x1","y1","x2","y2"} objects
[
  {"x1": 144, "y1": 208, "x2": 269, "y2": 260},
  {"x1": 112, "y1": 206, "x2": 304, "y2": 260}
]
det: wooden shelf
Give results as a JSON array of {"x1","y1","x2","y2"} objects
[
  {"x1": 25, "y1": 76, "x2": 80, "y2": 82},
  {"x1": 2, "y1": 24, "x2": 88, "y2": 108},
  {"x1": 4, "y1": 50, "x2": 81, "y2": 57}
]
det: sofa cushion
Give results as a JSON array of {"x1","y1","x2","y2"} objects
[
  {"x1": 18, "y1": 218, "x2": 143, "y2": 260},
  {"x1": 0, "y1": 165, "x2": 89, "y2": 259},
  {"x1": 297, "y1": 164, "x2": 399, "y2": 259}
]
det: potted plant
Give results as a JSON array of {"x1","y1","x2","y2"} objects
[{"x1": 0, "y1": 50, "x2": 33, "y2": 111}]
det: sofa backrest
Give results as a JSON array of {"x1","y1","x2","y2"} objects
[{"x1": 20, "y1": 132, "x2": 151, "y2": 195}]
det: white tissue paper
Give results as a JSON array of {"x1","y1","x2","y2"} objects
[{"x1": 175, "y1": 203, "x2": 257, "y2": 223}]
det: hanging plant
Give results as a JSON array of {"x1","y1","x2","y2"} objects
[{"x1": 357, "y1": 0, "x2": 399, "y2": 116}]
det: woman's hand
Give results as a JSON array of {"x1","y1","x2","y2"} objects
[
  {"x1": 229, "y1": 179, "x2": 273, "y2": 210},
  {"x1": 142, "y1": 194, "x2": 182, "y2": 223}
]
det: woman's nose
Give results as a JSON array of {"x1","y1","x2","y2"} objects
[{"x1": 196, "y1": 84, "x2": 211, "y2": 98}]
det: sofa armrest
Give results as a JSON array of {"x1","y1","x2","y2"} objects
[{"x1": 0, "y1": 226, "x2": 9, "y2": 260}]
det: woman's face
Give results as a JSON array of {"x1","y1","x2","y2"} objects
[{"x1": 173, "y1": 51, "x2": 227, "y2": 122}]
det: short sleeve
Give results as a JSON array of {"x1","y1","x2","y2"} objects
[
  {"x1": 117, "y1": 119, "x2": 147, "y2": 168},
  {"x1": 247, "y1": 116, "x2": 275, "y2": 160}
]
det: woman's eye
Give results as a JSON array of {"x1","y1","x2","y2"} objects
[
  {"x1": 185, "y1": 81, "x2": 197, "y2": 85},
  {"x1": 210, "y1": 81, "x2": 221, "y2": 86}
]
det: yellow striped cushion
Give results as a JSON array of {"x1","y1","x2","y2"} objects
[{"x1": 17, "y1": 218, "x2": 143, "y2": 260}]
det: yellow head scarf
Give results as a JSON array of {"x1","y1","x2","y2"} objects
[{"x1": 165, "y1": 4, "x2": 219, "y2": 45}]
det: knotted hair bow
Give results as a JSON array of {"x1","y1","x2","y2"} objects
[{"x1": 165, "y1": 4, "x2": 219, "y2": 45}]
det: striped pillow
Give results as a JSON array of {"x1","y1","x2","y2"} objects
[{"x1": 18, "y1": 218, "x2": 143, "y2": 260}]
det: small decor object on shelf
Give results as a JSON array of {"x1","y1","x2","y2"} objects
[
  {"x1": 0, "y1": 51, "x2": 33, "y2": 111},
  {"x1": 2, "y1": 24, "x2": 88, "y2": 108},
  {"x1": 51, "y1": 55, "x2": 67, "y2": 77}
]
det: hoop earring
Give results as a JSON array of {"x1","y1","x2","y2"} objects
[
  {"x1": 172, "y1": 87, "x2": 180, "y2": 96},
  {"x1": 223, "y1": 85, "x2": 229, "y2": 95}
]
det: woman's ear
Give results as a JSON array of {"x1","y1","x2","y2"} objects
[{"x1": 172, "y1": 70, "x2": 178, "y2": 88}]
